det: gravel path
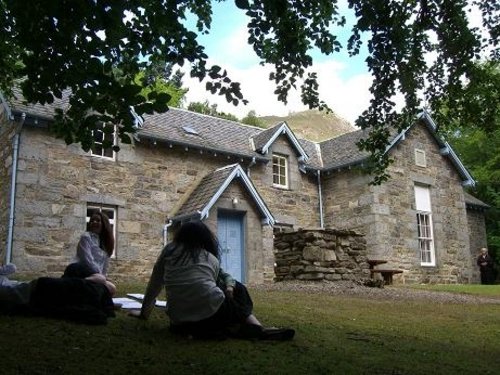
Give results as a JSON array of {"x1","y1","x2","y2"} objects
[{"x1": 249, "y1": 280, "x2": 500, "y2": 305}]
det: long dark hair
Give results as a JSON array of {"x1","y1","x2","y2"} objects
[
  {"x1": 87, "y1": 211, "x2": 115, "y2": 257},
  {"x1": 169, "y1": 221, "x2": 220, "y2": 264}
]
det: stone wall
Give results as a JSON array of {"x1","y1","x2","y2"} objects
[
  {"x1": 467, "y1": 208, "x2": 488, "y2": 282},
  {"x1": 0, "y1": 108, "x2": 15, "y2": 262},
  {"x1": 324, "y1": 121, "x2": 476, "y2": 284},
  {"x1": 251, "y1": 135, "x2": 321, "y2": 229},
  {"x1": 274, "y1": 228, "x2": 369, "y2": 281},
  {"x1": 7, "y1": 125, "x2": 309, "y2": 283}
]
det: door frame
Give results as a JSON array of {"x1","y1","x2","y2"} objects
[{"x1": 217, "y1": 209, "x2": 246, "y2": 283}]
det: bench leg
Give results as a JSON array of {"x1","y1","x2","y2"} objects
[{"x1": 383, "y1": 273, "x2": 393, "y2": 285}]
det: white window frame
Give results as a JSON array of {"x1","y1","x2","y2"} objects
[
  {"x1": 86, "y1": 204, "x2": 117, "y2": 258},
  {"x1": 91, "y1": 123, "x2": 116, "y2": 160},
  {"x1": 416, "y1": 212, "x2": 435, "y2": 266},
  {"x1": 414, "y1": 185, "x2": 435, "y2": 266},
  {"x1": 272, "y1": 153, "x2": 288, "y2": 188}
]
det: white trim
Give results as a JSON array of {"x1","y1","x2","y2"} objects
[
  {"x1": 199, "y1": 164, "x2": 275, "y2": 226},
  {"x1": 261, "y1": 122, "x2": 309, "y2": 161},
  {"x1": 272, "y1": 153, "x2": 288, "y2": 188},
  {"x1": 130, "y1": 106, "x2": 144, "y2": 129},
  {"x1": 418, "y1": 111, "x2": 475, "y2": 186},
  {"x1": 414, "y1": 185, "x2": 435, "y2": 266},
  {"x1": 417, "y1": 212, "x2": 435, "y2": 266},
  {"x1": 91, "y1": 123, "x2": 117, "y2": 160}
]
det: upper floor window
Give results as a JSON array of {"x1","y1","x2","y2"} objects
[
  {"x1": 91, "y1": 123, "x2": 116, "y2": 159},
  {"x1": 87, "y1": 204, "x2": 117, "y2": 258},
  {"x1": 414, "y1": 185, "x2": 435, "y2": 266},
  {"x1": 272, "y1": 154, "x2": 288, "y2": 188}
]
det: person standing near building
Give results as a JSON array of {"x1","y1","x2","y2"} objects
[{"x1": 477, "y1": 247, "x2": 495, "y2": 285}]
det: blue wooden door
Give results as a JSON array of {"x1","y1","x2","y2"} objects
[{"x1": 217, "y1": 213, "x2": 244, "y2": 282}]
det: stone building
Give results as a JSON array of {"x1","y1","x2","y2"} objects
[{"x1": 0, "y1": 90, "x2": 489, "y2": 284}]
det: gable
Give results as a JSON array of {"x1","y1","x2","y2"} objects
[
  {"x1": 251, "y1": 122, "x2": 309, "y2": 161},
  {"x1": 318, "y1": 112, "x2": 474, "y2": 186},
  {"x1": 171, "y1": 164, "x2": 275, "y2": 226},
  {"x1": 388, "y1": 112, "x2": 474, "y2": 186}
]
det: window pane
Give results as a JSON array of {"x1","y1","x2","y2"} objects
[
  {"x1": 417, "y1": 212, "x2": 434, "y2": 265},
  {"x1": 91, "y1": 124, "x2": 115, "y2": 159},
  {"x1": 272, "y1": 154, "x2": 287, "y2": 187}
]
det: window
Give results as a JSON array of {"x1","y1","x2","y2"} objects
[
  {"x1": 87, "y1": 204, "x2": 117, "y2": 258},
  {"x1": 414, "y1": 149, "x2": 427, "y2": 167},
  {"x1": 272, "y1": 154, "x2": 288, "y2": 188},
  {"x1": 91, "y1": 123, "x2": 116, "y2": 159},
  {"x1": 414, "y1": 185, "x2": 435, "y2": 266}
]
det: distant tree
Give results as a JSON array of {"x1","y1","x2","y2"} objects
[
  {"x1": 442, "y1": 61, "x2": 500, "y2": 269},
  {"x1": 188, "y1": 100, "x2": 239, "y2": 122},
  {"x1": 0, "y1": 1, "x2": 498, "y2": 182},
  {"x1": 137, "y1": 61, "x2": 188, "y2": 108},
  {"x1": 241, "y1": 110, "x2": 265, "y2": 128}
]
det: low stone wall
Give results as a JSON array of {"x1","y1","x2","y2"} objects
[{"x1": 274, "y1": 228, "x2": 369, "y2": 281}]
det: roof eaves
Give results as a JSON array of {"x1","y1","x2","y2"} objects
[
  {"x1": 199, "y1": 164, "x2": 275, "y2": 226},
  {"x1": 321, "y1": 158, "x2": 365, "y2": 173},
  {"x1": 170, "y1": 211, "x2": 202, "y2": 223},
  {"x1": 138, "y1": 133, "x2": 269, "y2": 163},
  {"x1": 418, "y1": 112, "x2": 475, "y2": 186},
  {"x1": 439, "y1": 142, "x2": 475, "y2": 186},
  {"x1": 261, "y1": 122, "x2": 309, "y2": 161},
  {"x1": 386, "y1": 111, "x2": 475, "y2": 186}
]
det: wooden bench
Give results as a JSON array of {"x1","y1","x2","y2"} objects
[{"x1": 370, "y1": 269, "x2": 403, "y2": 285}]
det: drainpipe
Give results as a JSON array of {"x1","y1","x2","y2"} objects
[
  {"x1": 6, "y1": 113, "x2": 25, "y2": 264},
  {"x1": 246, "y1": 157, "x2": 256, "y2": 177},
  {"x1": 317, "y1": 170, "x2": 324, "y2": 229},
  {"x1": 163, "y1": 219, "x2": 173, "y2": 246}
]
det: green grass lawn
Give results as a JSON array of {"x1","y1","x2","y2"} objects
[
  {"x1": 405, "y1": 283, "x2": 500, "y2": 297},
  {"x1": 1, "y1": 283, "x2": 500, "y2": 375}
]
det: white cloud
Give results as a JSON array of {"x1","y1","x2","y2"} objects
[{"x1": 183, "y1": 58, "x2": 372, "y2": 125}]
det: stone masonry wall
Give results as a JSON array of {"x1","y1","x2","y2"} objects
[
  {"x1": 9, "y1": 126, "x2": 309, "y2": 283},
  {"x1": 251, "y1": 135, "x2": 321, "y2": 228},
  {"x1": 467, "y1": 209, "x2": 488, "y2": 282},
  {"x1": 274, "y1": 228, "x2": 369, "y2": 281},
  {"x1": 324, "y1": 122, "x2": 476, "y2": 284},
  {"x1": 0, "y1": 109, "x2": 16, "y2": 262}
]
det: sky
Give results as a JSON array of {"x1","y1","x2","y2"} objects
[
  {"x1": 180, "y1": 1, "x2": 485, "y2": 125},
  {"x1": 181, "y1": 0, "x2": 371, "y2": 125}
]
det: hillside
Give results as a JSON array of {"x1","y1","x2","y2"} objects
[{"x1": 259, "y1": 109, "x2": 356, "y2": 142}]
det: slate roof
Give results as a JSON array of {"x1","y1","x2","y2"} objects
[
  {"x1": 139, "y1": 109, "x2": 268, "y2": 162},
  {"x1": 172, "y1": 164, "x2": 234, "y2": 221},
  {"x1": 7, "y1": 87, "x2": 71, "y2": 120},
  {"x1": 464, "y1": 191, "x2": 490, "y2": 210},
  {"x1": 0, "y1": 89, "x2": 475, "y2": 185},
  {"x1": 318, "y1": 129, "x2": 369, "y2": 170},
  {"x1": 171, "y1": 164, "x2": 275, "y2": 224},
  {"x1": 251, "y1": 122, "x2": 284, "y2": 152}
]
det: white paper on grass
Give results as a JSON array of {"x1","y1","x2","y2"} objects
[
  {"x1": 126, "y1": 293, "x2": 167, "y2": 308},
  {"x1": 112, "y1": 297, "x2": 142, "y2": 309}
]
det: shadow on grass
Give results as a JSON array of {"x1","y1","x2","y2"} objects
[{"x1": 1, "y1": 285, "x2": 499, "y2": 374}]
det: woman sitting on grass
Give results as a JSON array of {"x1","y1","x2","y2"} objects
[
  {"x1": 63, "y1": 210, "x2": 116, "y2": 295},
  {"x1": 130, "y1": 221, "x2": 294, "y2": 341}
]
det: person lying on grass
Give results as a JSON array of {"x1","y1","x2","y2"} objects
[
  {"x1": 129, "y1": 221, "x2": 295, "y2": 341},
  {"x1": 0, "y1": 263, "x2": 115, "y2": 325}
]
